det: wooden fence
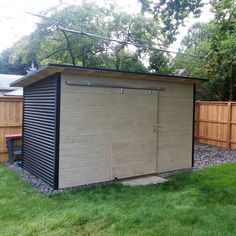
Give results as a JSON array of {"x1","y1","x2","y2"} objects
[
  {"x1": 0, "y1": 98, "x2": 235, "y2": 162},
  {"x1": 0, "y1": 97, "x2": 22, "y2": 161},
  {"x1": 195, "y1": 101, "x2": 236, "y2": 149}
]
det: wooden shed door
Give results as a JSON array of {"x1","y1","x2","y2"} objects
[
  {"x1": 59, "y1": 86, "x2": 113, "y2": 188},
  {"x1": 111, "y1": 89, "x2": 158, "y2": 179}
]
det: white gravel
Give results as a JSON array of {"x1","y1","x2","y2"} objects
[{"x1": 6, "y1": 144, "x2": 236, "y2": 193}]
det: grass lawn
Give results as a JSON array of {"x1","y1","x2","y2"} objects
[{"x1": 1, "y1": 163, "x2": 236, "y2": 236}]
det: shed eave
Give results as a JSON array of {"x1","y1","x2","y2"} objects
[{"x1": 10, "y1": 64, "x2": 206, "y2": 87}]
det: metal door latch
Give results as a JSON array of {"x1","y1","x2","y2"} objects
[{"x1": 153, "y1": 124, "x2": 161, "y2": 133}]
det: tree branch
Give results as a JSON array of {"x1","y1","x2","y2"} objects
[
  {"x1": 45, "y1": 48, "x2": 68, "y2": 59},
  {"x1": 60, "y1": 30, "x2": 76, "y2": 65}
]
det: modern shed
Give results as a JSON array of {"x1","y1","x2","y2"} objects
[{"x1": 11, "y1": 64, "x2": 204, "y2": 190}]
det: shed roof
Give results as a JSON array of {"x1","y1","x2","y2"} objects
[{"x1": 10, "y1": 64, "x2": 205, "y2": 87}]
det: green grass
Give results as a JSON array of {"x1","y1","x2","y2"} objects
[{"x1": 1, "y1": 163, "x2": 236, "y2": 236}]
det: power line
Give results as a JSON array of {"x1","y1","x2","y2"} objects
[
  {"x1": 0, "y1": 4, "x2": 49, "y2": 19},
  {"x1": 58, "y1": 27, "x2": 202, "y2": 58},
  {"x1": 0, "y1": 15, "x2": 38, "y2": 24},
  {"x1": 0, "y1": 4, "x2": 204, "y2": 58}
]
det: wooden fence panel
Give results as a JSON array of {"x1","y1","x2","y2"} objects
[
  {"x1": 1, "y1": 98, "x2": 236, "y2": 161},
  {"x1": 0, "y1": 97, "x2": 22, "y2": 161},
  {"x1": 195, "y1": 101, "x2": 236, "y2": 149}
]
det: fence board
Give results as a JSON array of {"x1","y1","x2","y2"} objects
[
  {"x1": 1, "y1": 98, "x2": 235, "y2": 161},
  {"x1": 195, "y1": 101, "x2": 236, "y2": 149},
  {"x1": 0, "y1": 97, "x2": 22, "y2": 161}
]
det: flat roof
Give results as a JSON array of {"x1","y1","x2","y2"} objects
[{"x1": 10, "y1": 64, "x2": 206, "y2": 87}]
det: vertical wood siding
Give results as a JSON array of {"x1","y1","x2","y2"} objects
[
  {"x1": 111, "y1": 89, "x2": 157, "y2": 179},
  {"x1": 156, "y1": 83, "x2": 194, "y2": 172},
  {"x1": 23, "y1": 74, "x2": 59, "y2": 187},
  {"x1": 195, "y1": 101, "x2": 236, "y2": 149}
]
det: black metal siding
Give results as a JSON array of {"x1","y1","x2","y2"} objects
[{"x1": 22, "y1": 74, "x2": 60, "y2": 188}]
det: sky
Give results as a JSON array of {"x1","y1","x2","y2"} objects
[{"x1": 0, "y1": 0, "x2": 214, "y2": 53}]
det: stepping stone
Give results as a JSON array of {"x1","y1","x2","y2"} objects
[{"x1": 121, "y1": 176, "x2": 167, "y2": 186}]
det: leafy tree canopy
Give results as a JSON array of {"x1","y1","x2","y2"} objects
[
  {"x1": 2, "y1": 1, "x2": 166, "y2": 73},
  {"x1": 172, "y1": 0, "x2": 236, "y2": 100},
  {"x1": 139, "y1": 0, "x2": 203, "y2": 43},
  {"x1": 0, "y1": 0, "x2": 209, "y2": 74}
]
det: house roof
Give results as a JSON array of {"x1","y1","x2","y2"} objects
[
  {"x1": 4, "y1": 88, "x2": 23, "y2": 96},
  {"x1": 0, "y1": 74, "x2": 22, "y2": 90},
  {"x1": 10, "y1": 64, "x2": 206, "y2": 87}
]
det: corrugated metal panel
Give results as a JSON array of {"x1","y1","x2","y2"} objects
[{"x1": 22, "y1": 74, "x2": 60, "y2": 188}]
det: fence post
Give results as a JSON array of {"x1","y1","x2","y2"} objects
[
  {"x1": 227, "y1": 102, "x2": 232, "y2": 149},
  {"x1": 195, "y1": 102, "x2": 199, "y2": 143}
]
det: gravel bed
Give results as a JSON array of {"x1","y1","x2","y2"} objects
[
  {"x1": 194, "y1": 143, "x2": 236, "y2": 168},
  {"x1": 6, "y1": 144, "x2": 236, "y2": 193},
  {"x1": 7, "y1": 162, "x2": 62, "y2": 194}
]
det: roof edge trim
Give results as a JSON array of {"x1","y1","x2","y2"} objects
[{"x1": 10, "y1": 64, "x2": 206, "y2": 87}]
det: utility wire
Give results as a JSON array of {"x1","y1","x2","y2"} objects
[
  {"x1": 0, "y1": 4, "x2": 204, "y2": 58},
  {"x1": 58, "y1": 27, "x2": 202, "y2": 58},
  {"x1": 0, "y1": 4, "x2": 50, "y2": 19}
]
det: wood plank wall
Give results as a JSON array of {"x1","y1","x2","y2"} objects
[
  {"x1": 0, "y1": 97, "x2": 22, "y2": 161},
  {"x1": 195, "y1": 101, "x2": 236, "y2": 149},
  {"x1": 59, "y1": 74, "x2": 194, "y2": 188}
]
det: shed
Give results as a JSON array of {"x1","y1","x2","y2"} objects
[{"x1": 11, "y1": 64, "x2": 204, "y2": 190}]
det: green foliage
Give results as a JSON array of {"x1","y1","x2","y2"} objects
[
  {"x1": 149, "y1": 51, "x2": 171, "y2": 74},
  {"x1": 205, "y1": 0, "x2": 236, "y2": 100},
  {"x1": 2, "y1": 2, "x2": 165, "y2": 73},
  {"x1": 0, "y1": 48, "x2": 28, "y2": 75},
  {"x1": 172, "y1": 0, "x2": 236, "y2": 100},
  {"x1": 171, "y1": 23, "x2": 210, "y2": 75},
  {"x1": 2, "y1": 163, "x2": 236, "y2": 235},
  {"x1": 139, "y1": 0, "x2": 203, "y2": 43}
]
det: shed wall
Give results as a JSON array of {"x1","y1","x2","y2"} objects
[
  {"x1": 157, "y1": 83, "x2": 193, "y2": 172},
  {"x1": 59, "y1": 73, "x2": 193, "y2": 188},
  {"x1": 23, "y1": 74, "x2": 60, "y2": 188}
]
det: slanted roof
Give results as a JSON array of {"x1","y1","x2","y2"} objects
[
  {"x1": 0, "y1": 74, "x2": 22, "y2": 90},
  {"x1": 11, "y1": 64, "x2": 206, "y2": 87}
]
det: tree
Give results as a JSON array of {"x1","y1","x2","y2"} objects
[
  {"x1": 149, "y1": 51, "x2": 170, "y2": 74},
  {"x1": 206, "y1": 0, "x2": 236, "y2": 100},
  {"x1": 171, "y1": 22, "x2": 212, "y2": 78},
  {"x1": 0, "y1": 48, "x2": 28, "y2": 75},
  {"x1": 139, "y1": 0, "x2": 203, "y2": 43},
  {"x1": 3, "y1": 1, "x2": 166, "y2": 73},
  {"x1": 171, "y1": 0, "x2": 236, "y2": 101}
]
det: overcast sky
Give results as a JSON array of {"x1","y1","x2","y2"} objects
[{"x1": 0, "y1": 0, "x2": 213, "y2": 53}]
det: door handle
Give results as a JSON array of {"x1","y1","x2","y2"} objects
[{"x1": 153, "y1": 124, "x2": 161, "y2": 133}]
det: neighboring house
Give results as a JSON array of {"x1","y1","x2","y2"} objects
[
  {"x1": 4, "y1": 88, "x2": 23, "y2": 96},
  {"x1": 0, "y1": 74, "x2": 22, "y2": 96}
]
